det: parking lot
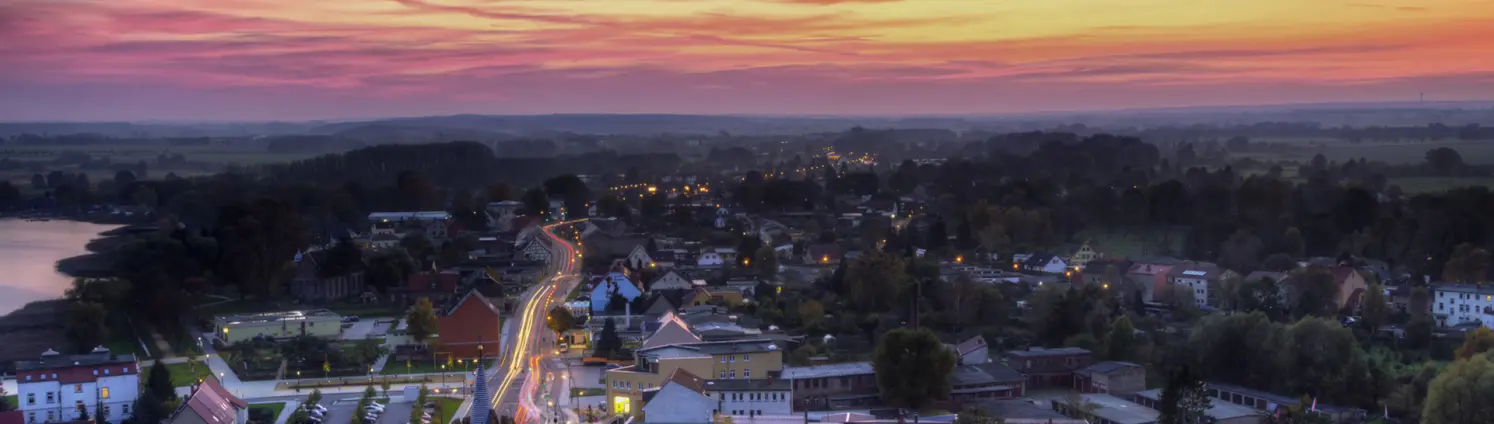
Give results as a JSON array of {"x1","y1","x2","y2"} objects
[
  {"x1": 311, "y1": 395, "x2": 417, "y2": 424},
  {"x1": 340, "y1": 319, "x2": 394, "y2": 341}
]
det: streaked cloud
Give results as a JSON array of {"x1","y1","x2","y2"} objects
[{"x1": 0, "y1": 0, "x2": 1491, "y2": 120}]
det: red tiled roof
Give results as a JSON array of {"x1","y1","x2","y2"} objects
[
  {"x1": 664, "y1": 368, "x2": 707, "y2": 394},
  {"x1": 175, "y1": 377, "x2": 245, "y2": 424}
]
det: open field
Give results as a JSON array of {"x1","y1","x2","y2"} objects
[{"x1": 1078, "y1": 227, "x2": 1187, "y2": 259}]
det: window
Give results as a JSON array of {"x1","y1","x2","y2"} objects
[
  {"x1": 720, "y1": 371, "x2": 727, "y2": 378},
  {"x1": 730, "y1": 370, "x2": 736, "y2": 378},
  {"x1": 46, "y1": 392, "x2": 54, "y2": 404},
  {"x1": 28, "y1": 412, "x2": 35, "y2": 423},
  {"x1": 101, "y1": 387, "x2": 110, "y2": 399},
  {"x1": 26, "y1": 394, "x2": 34, "y2": 405},
  {"x1": 743, "y1": 354, "x2": 750, "y2": 362},
  {"x1": 104, "y1": 406, "x2": 111, "y2": 416},
  {"x1": 744, "y1": 369, "x2": 751, "y2": 378},
  {"x1": 105, "y1": 369, "x2": 110, "y2": 375},
  {"x1": 47, "y1": 412, "x2": 54, "y2": 422},
  {"x1": 75, "y1": 384, "x2": 84, "y2": 393},
  {"x1": 123, "y1": 404, "x2": 130, "y2": 414}
]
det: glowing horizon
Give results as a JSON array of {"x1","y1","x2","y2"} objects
[{"x1": 1, "y1": 0, "x2": 1492, "y2": 121}]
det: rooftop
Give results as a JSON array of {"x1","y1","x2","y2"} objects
[
  {"x1": 368, "y1": 211, "x2": 451, "y2": 221},
  {"x1": 16, "y1": 348, "x2": 137, "y2": 371},
  {"x1": 1003, "y1": 347, "x2": 1091, "y2": 358},
  {"x1": 1077, "y1": 361, "x2": 1142, "y2": 376},
  {"x1": 1059, "y1": 394, "x2": 1159, "y2": 424},
  {"x1": 1135, "y1": 389, "x2": 1264, "y2": 421},
  {"x1": 702, "y1": 378, "x2": 791, "y2": 392},
  {"x1": 781, "y1": 362, "x2": 875, "y2": 380},
  {"x1": 640, "y1": 338, "x2": 780, "y2": 355},
  {"x1": 216, "y1": 309, "x2": 340, "y2": 326}
]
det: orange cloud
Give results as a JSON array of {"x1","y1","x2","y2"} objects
[{"x1": 0, "y1": 0, "x2": 1491, "y2": 120}]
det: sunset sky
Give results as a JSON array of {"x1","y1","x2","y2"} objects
[{"x1": 2, "y1": 0, "x2": 1492, "y2": 121}]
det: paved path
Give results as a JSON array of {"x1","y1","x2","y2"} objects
[
  {"x1": 265, "y1": 401, "x2": 300, "y2": 424},
  {"x1": 370, "y1": 354, "x2": 390, "y2": 374}
]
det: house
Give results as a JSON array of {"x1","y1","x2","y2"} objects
[
  {"x1": 697, "y1": 251, "x2": 726, "y2": 267},
  {"x1": 648, "y1": 270, "x2": 693, "y2": 292},
  {"x1": 1132, "y1": 389, "x2": 1265, "y2": 424},
  {"x1": 1081, "y1": 258, "x2": 1132, "y2": 288},
  {"x1": 213, "y1": 310, "x2": 342, "y2": 344},
  {"x1": 703, "y1": 378, "x2": 793, "y2": 417},
  {"x1": 1202, "y1": 382, "x2": 1366, "y2": 424},
  {"x1": 951, "y1": 335, "x2": 990, "y2": 365},
  {"x1": 517, "y1": 239, "x2": 552, "y2": 262},
  {"x1": 436, "y1": 289, "x2": 503, "y2": 358},
  {"x1": 1019, "y1": 254, "x2": 1069, "y2": 275},
  {"x1": 288, "y1": 250, "x2": 367, "y2": 303},
  {"x1": 1051, "y1": 394, "x2": 1158, "y2": 424},
  {"x1": 626, "y1": 245, "x2": 655, "y2": 270},
  {"x1": 805, "y1": 244, "x2": 843, "y2": 265},
  {"x1": 13, "y1": 347, "x2": 140, "y2": 424},
  {"x1": 167, "y1": 378, "x2": 248, "y2": 424},
  {"x1": 590, "y1": 273, "x2": 643, "y2": 313},
  {"x1": 1002, "y1": 347, "x2": 1093, "y2": 390},
  {"x1": 1125, "y1": 257, "x2": 1186, "y2": 303},
  {"x1": 1331, "y1": 266, "x2": 1369, "y2": 312},
  {"x1": 1069, "y1": 242, "x2": 1099, "y2": 272},
  {"x1": 948, "y1": 362, "x2": 1025, "y2": 401},
  {"x1": 781, "y1": 362, "x2": 878, "y2": 411},
  {"x1": 1073, "y1": 361, "x2": 1146, "y2": 396},
  {"x1": 403, "y1": 270, "x2": 461, "y2": 304},
  {"x1": 639, "y1": 369, "x2": 714, "y2": 422},
  {"x1": 685, "y1": 287, "x2": 746, "y2": 307},
  {"x1": 605, "y1": 339, "x2": 784, "y2": 415},
  {"x1": 367, "y1": 211, "x2": 452, "y2": 241},
  {"x1": 641, "y1": 313, "x2": 703, "y2": 350},
  {"x1": 1432, "y1": 282, "x2": 1494, "y2": 328},
  {"x1": 1166, "y1": 263, "x2": 1236, "y2": 308},
  {"x1": 642, "y1": 291, "x2": 687, "y2": 315},
  {"x1": 725, "y1": 278, "x2": 763, "y2": 294}
]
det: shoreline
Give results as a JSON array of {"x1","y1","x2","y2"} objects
[{"x1": 0, "y1": 216, "x2": 153, "y2": 318}]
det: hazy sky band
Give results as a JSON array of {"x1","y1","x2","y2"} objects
[{"x1": 1, "y1": 0, "x2": 1491, "y2": 121}]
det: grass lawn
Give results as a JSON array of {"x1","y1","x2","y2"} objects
[
  {"x1": 2, "y1": 396, "x2": 16, "y2": 411},
  {"x1": 144, "y1": 361, "x2": 217, "y2": 388},
  {"x1": 105, "y1": 314, "x2": 149, "y2": 359},
  {"x1": 248, "y1": 402, "x2": 286, "y2": 423},
  {"x1": 434, "y1": 397, "x2": 463, "y2": 424},
  {"x1": 569, "y1": 388, "x2": 604, "y2": 397}
]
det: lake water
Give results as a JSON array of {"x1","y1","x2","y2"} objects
[{"x1": 0, "y1": 219, "x2": 120, "y2": 316}]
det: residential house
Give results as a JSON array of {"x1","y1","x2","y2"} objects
[
  {"x1": 642, "y1": 291, "x2": 687, "y2": 316},
  {"x1": 1331, "y1": 266, "x2": 1369, "y2": 312},
  {"x1": 590, "y1": 273, "x2": 643, "y2": 314},
  {"x1": 1132, "y1": 389, "x2": 1264, "y2": 424},
  {"x1": 1432, "y1": 283, "x2": 1494, "y2": 328},
  {"x1": 639, "y1": 369, "x2": 714, "y2": 422},
  {"x1": 805, "y1": 244, "x2": 843, "y2": 265},
  {"x1": 1081, "y1": 258, "x2": 1132, "y2": 288},
  {"x1": 686, "y1": 287, "x2": 746, "y2": 307},
  {"x1": 950, "y1": 335, "x2": 990, "y2": 365},
  {"x1": 517, "y1": 239, "x2": 552, "y2": 262},
  {"x1": 1051, "y1": 394, "x2": 1158, "y2": 424},
  {"x1": 1069, "y1": 242, "x2": 1099, "y2": 272},
  {"x1": 14, "y1": 348, "x2": 140, "y2": 424},
  {"x1": 288, "y1": 250, "x2": 367, "y2": 303},
  {"x1": 1073, "y1": 362, "x2": 1146, "y2": 396},
  {"x1": 1202, "y1": 382, "x2": 1366, "y2": 424},
  {"x1": 367, "y1": 211, "x2": 452, "y2": 241},
  {"x1": 725, "y1": 278, "x2": 761, "y2": 294},
  {"x1": 435, "y1": 289, "x2": 503, "y2": 358},
  {"x1": 697, "y1": 251, "x2": 726, "y2": 267},
  {"x1": 702, "y1": 379, "x2": 793, "y2": 417},
  {"x1": 641, "y1": 313, "x2": 703, "y2": 350},
  {"x1": 1019, "y1": 254, "x2": 1069, "y2": 275},
  {"x1": 1166, "y1": 263, "x2": 1236, "y2": 308},
  {"x1": 649, "y1": 271, "x2": 693, "y2": 292},
  {"x1": 781, "y1": 362, "x2": 878, "y2": 411},
  {"x1": 948, "y1": 362, "x2": 1025, "y2": 401},
  {"x1": 1002, "y1": 347, "x2": 1093, "y2": 390},
  {"x1": 626, "y1": 245, "x2": 655, "y2": 270},
  {"x1": 166, "y1": 378, "x2": 248, "y2": 424},
  {"x1": 605, "y1": 339, "x2": 783, "y2": 415},
  {"x1": 1125, "y1": 257, "x2": 1187, "y2": 303}
]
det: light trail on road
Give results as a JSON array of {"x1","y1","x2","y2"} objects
[{"x1": 486, "y1": 220, "x2": 582, "y2": 424}]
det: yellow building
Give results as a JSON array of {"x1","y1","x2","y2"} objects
[
  {"x1": 213, "y1": 309, "x2": 343, "y2": 344},
  {"x1": 1070, "y1": 241, "x2": 1099, "y2": 271},
  {"x1": 604, "y1": 339, "x2": 784, "y2": 414},
  {"x1": 685, "y1": 287, "x2": 746, "y2": 307}
]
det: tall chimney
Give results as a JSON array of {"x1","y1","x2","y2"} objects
[{"x1": 625, "y1": 301, "x2": 632, "y2": 329}]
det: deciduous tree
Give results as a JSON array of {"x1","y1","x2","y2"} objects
[
  {"x1": 1455, "y1": 327, "x2": 1494, "y2": 359},
  {"x1": 1422, "y1": 354, "x2": 1494, "y2": 424},
  {"x1": 406, "y1": 298, "x2": 439, "y2": 345},
  {"x1": 872, "y1": 328, "x2": 955, "y2": 410}
]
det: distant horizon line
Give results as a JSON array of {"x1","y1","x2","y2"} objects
[{"x1": 4, "y1": 99, "x2": 1493, "y2": 125}]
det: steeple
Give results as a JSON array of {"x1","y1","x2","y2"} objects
[{"x1": 471, "y1": 356, "x2": 491, "y2": 424}]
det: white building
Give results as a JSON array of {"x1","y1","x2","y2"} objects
[
  {"x1": 15, "y1": 347, "x2": 140, "y2": 424},
  {"x1": 697, "y1": 252, "x2": 725, "y2": 267},
  {"x1": 367, "y1": 211, "x2": 452, "y2": 240},
  {"x1": 626, "y1": 245, "x2": 654, "y2": 270},
  {"x1": 648, "y1": 270, "x2": 693, "y2": 292},
  {"x1": 1433, "y1": 283, "x2": 1494, "y2": 328},
  {"x1": 640, "y1": 370, "x2": 715, "y2": 424},
  {"x1": 702, "y1": 379, "x2": 792, "y2": 417}
]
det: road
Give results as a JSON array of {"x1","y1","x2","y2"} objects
[{"x1": 482, "y1": 219, "x2": 585, "y2": 424}]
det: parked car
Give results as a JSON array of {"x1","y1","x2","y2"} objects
[
  {"x1": 366, "y1": 405, "x2": 386, "y2": 413},
  {"x1": 343, "y1": 316, "x2": 361, "y2": 323}
]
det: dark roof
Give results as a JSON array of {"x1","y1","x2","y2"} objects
[
  {"x1": 1076, "y1": 361, "x2": 1141, "y2": 377},
  {"x1": 950, "y1": 363, "x2": 1023, "y2": 387},
  {"x1": 644, "y1": 290, "x2": 687, "y2": 312},
  {"x1": 1003, "y1": 347, "x2": 1091, "y2": 358},
  {"x1": 702, "y1": 378, "x2": 791, "y2": 392},
  {"x1": 956, "y1": 335, "x2": 988, "y2": 356},
  {"x1": 665, "y1": 368, "x2": 707, "y2": 394},
  {"x1": 639, "y1": 338, "x2": 780, "y2": 355},
  {"x1": 1022, "y1": 253, "x2": 1056, "y2": 267},
  {"x1": 15, "y1": 350, "x2": 137, "y2": 371}
]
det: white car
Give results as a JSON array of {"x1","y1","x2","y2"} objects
[
  {"x1": 365, "y1": 405, "x2": 386, "y2": 413},
  {"x1": 308, "y1": 405, "x2": 328, "y2": 414}
]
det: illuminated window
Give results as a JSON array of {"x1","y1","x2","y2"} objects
[
  {"x1": 101, "y1": 387, "x2": 110, "y2": 399},
  {"x1": 612, "y1": 396, "x2": 631, "y2": 414},
  {"x1": 75, "y1": 385, "x2": 83, "y2": 393}
]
